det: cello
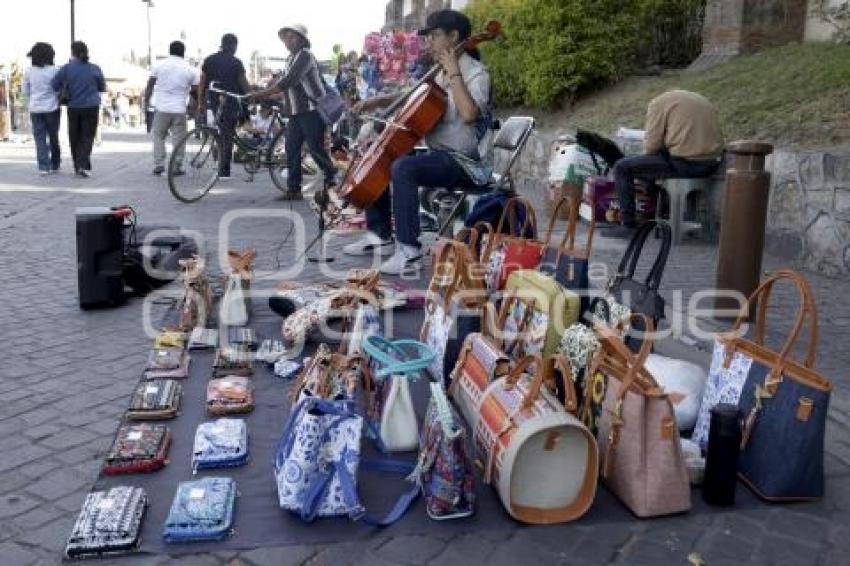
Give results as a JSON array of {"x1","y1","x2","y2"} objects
[{"x1": 339, "y1": 21, "x2": 502, "y2": 210}]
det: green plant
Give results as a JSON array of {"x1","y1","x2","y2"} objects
[{"x1": 465, "y1": 0, "x2": 705, "y2": 108}]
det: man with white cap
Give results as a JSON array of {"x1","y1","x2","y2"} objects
[{"x1": 250, "y1": 24, "x2": 337, "y2": 200}]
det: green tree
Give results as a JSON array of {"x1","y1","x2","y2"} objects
[{"x1": 465, "y1": 0, "x2": 704, "y2": 108}]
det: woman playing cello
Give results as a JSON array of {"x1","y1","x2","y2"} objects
[{"x1": 343, "y1": 9, "x2": 494, "y2": 276}]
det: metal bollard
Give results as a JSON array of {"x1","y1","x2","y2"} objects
[{"x1": 714, "y1": 140, "x2": 774, "y2": 317}]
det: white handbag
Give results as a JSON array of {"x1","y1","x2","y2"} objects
[
  {"x1": 377, "y1": 375, "x2": 418, "y2": 452},
  {"x1": 644, "y1": 353, "x2": 708, "y2": 432},
  {"x1": 691, "y1": 337, "x2": 754, "y2": 450},
  {"x1": 473, "y1": 355, "x2": 598, "y2": 524},
  {"x1": 220, "y1": 250, "x2": 255, "y2": 326},
  {"x1": 362, "y1": 335, "x2": 435, "y2": 453},
  {"x1": 220, "y1": 273, "x2": 249, "y2": 326}
]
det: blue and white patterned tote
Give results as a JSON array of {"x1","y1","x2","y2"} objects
[
  {"x1": 274, "y1": 397, "x2": 364, "y2": 520},
  {"x1": 691, "y1": 337, "x2": 754, "y2": 450}
]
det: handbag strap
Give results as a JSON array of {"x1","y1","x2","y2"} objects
[
  {"x1": 429, "y1": 382, "x2": 460, "y2": 437},
  {"x1": 614, "y1": 221, "x2": 671, "y2": 291},
  {"x1": 544, "y1": 196, "x2": 596, "y2": 260},
  {"x1": 728, "y1": 269, "x2": 818, "y2": 370},
  {"x1": 502, "y1": 354, "x2": 544, "y2": 410},
  {"x1": 274, "y1": 397, "x2": 359, "y2": 471},
  {"x1": 546, "y1": 355, "x2": 579, "y2": 414},
  {"x1": 362, "y1": 335, "x2": 435, "y2": 378},
  {"x1": 494, "y1": 196, "x2": 538, "y2": 238},
  {"x1": 335, "y1": 457, "x2": 420, "y2": 526}
]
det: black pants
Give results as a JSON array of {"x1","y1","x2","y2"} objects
[
  {"x1": 285, "y1": 110, "x2": 336, "y2": 190},
  {"x1": 67, "y1": 106, "x2": 100, "y2": 172},
  {"x1": 209, "y1": 98, "x2": 239, "y2": 176},
  {"x1": 613, "y1": 151, "x2": 720, "y2": 222}
]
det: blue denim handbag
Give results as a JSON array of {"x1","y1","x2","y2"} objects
[
  {"x1": 162, "y1": 477, "x2": 237, "y2": 543},
  {"x1": 730, "y1": 270, "x2": 832, "y2": 501},
  {"x1": 539, "y1": 196, "x2": 595, "y2": 314},
  {"x1": 192, "y1": 418, "x2": 249, "y2": 473}
]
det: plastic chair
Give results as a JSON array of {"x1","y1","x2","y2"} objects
[{"x1": 656, "y1": 177, "x2": 717, "y2": 244}]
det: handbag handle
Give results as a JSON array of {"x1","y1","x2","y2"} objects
[
  {"x1": 502, "y1": 355, "x2": 542, "y2": 411},
  {"x1": 546, "y1": 355, "x2": 579, "y2": 414},
  {"x1": 595, "y1": 313, "x2": 659, "y2": 400},
  {"x1": 471, "y1": 221, "x2": 494, "y2": 260},
  {"x1": 543, "y1": 196, "x2": 596, "y2": 260},
  {"x1": 425, "y1": 239, "x2": 467, "y2": 313},
  {"x1": 495, "y1": 196, "x2": 538, "y2": 239},
  {"x1": 430, "y1": 382, "x2": 461, "y2": 438},
  {"x1": 613, "y1": 221, "x2": 671, "y2": 292},
  {"x1": 727, "y1": 269, "x2": 818, "y2": 370},
  {"x1": 362, "y1": 335, "x2": 436, "y2": 378}
]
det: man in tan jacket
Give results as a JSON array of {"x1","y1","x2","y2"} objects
[{"x1": 607, "y1": 89, "x2": 723, "y2": 237}]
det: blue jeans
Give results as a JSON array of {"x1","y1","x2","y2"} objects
[
  {"x1": 285, "y1": 110, "x2": 336, "y2": 190},
  {"x1": 613, "y1": 151, "x2": 719, "y2": 222},
  {"x1": 366, "y1": 151, "x2": 476, "y2": 247},
  {"x1": 31, "y1": 110, "x2": 61, "y2": 171}
]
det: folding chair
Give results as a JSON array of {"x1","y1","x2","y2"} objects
[{"x1": 426, "y1": 116, "x2": 536, "y2": 238}]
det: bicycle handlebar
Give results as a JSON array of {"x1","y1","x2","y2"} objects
[{"x1": 207, "y1": 81, "x2": 249, "y2": 100}]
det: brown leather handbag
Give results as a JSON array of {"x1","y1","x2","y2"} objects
[{"x1": 591, "y1": 315, "x2": 691, "y2": 517}]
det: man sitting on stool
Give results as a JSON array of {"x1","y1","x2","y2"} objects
[{"x1": 606, "y1": 89, "x2": 723, "y2": 238}]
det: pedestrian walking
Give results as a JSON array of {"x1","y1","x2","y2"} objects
[
  {"x1": 51, "y1": 41, "x2": 105, "y2": 178},
  {"x1": 22, "y1": 42, "x2": 61, "y2": 175},
  {"x1": 145, "y1": 40, "x2": 200, "y2": 176},
  {"x1": 197, "y1": 33, "x2": 250, "y2": 180}
]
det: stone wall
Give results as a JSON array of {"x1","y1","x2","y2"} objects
[
  {"x1": 506, "y1": 121, "x2": 850, "y2": 278},
  {"x1": 767, "y1": 149, "x2": 850, "y2": 276},
  {"x1": 692, "y1": 0, "x2": 809, "y2": 69}
]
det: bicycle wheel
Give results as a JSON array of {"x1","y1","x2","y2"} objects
[
  {"x1": 267, "y1": 127, "x2": 321, "y2": 193},
  {"x1": 168, "y1": 127, "x2": 220, "y2": 203}
]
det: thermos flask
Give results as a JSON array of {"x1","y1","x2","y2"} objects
[{"x1": 702, "y1": 403, "x2": 741, "y2": 506}]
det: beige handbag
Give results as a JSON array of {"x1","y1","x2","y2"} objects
[
  {"x1": 591, "y1": 315, "x2": 691, "y2": 517},
  {"x1": 474, "y1": 354, "x2": 598, "y2": 524}
]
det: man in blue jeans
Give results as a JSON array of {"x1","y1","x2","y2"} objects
[
  {"x1": 607, "y1": 89, "x2": 723, "y2": 238},
  {"x1": 343, "y1": 9, "x2": 492, "y2": 275}
]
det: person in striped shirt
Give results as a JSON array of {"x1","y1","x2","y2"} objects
[{"x1": 250, "y1": 24, "x2": 338, "y2": 200}]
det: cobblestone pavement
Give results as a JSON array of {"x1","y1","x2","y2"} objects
[{"x1": 1, "y1": 131, "x2": 848, "y2": 565}]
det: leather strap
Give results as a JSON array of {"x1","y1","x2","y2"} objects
[
  {"x1": 546, "y1": 354, "x2": 579, "y2": 414},
  {"x1": 726, "y1": 269, "x2": 817, "y2": 375},
  {"x1": 543, "y1": 196, "x2": 596, "y2": 262}
]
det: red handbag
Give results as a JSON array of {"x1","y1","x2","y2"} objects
[{"x1": 483, "y1": 197, "x2": 545, "y2": 291}]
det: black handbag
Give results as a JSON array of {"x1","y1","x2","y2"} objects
[{"x1": 608, "y1": 221, "x2": 671, "y2": 345}]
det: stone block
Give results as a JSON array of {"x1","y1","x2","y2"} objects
[
  {"x1": 798, "y1": 152, "x2": 826, "y2": 188},
  {"x1": 825, "y1": 152, "x2": 850, "y2": 183},
  {"x1": 374, "y1": 535, "x2": 447, "y2": 565},
  {"x1": 0, "y1": 542, "x2": 39, "y2": 566},
  {"x1": 767, "y1": 179, "x2": 804, "y2": 231},
  {"x1": 242, "y1": 545, "x2": 316, "y2": 566}
]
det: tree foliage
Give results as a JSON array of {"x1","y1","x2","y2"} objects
[{"x1": 465, "y1": 0, "x2": 705, "y2": 108}]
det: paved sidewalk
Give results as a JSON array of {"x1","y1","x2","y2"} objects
[{"x1": 0, "y1": 131, "x2": 848, "y2": 566}]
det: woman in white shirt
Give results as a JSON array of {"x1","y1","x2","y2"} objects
[{"x1": 22, "y1": 42, "x2": 60, "y2": 175}]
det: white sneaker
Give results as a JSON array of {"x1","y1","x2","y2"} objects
[
  {"x1": 379, "y1": 244, "x2": 422, "y2": 276},
  {"x1": 342, "y1": 233, "x2": 394, "y2": 257}
]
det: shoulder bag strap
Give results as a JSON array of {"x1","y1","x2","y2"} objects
[{"x1": 644, "y1": 222, "x2": 672, "y2": 291}]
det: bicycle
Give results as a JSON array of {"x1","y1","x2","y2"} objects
[{"x1": 167, "y1": 81, "x2": 316, "y2": 203}]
